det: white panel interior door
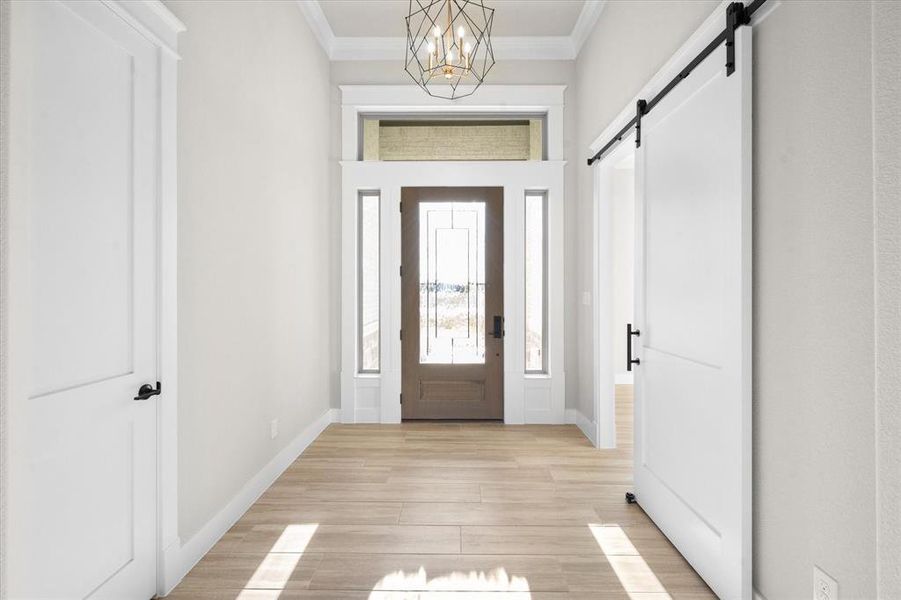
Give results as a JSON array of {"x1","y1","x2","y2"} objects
[
  {"x1": 633, "y1": 27, "x2": 752, "y2": 600},
  {"x1": 9, "y1": 1, "x2": 160, "y2": 597}
]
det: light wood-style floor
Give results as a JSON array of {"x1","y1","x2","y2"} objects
[{"x1": 164, "y1": 386, "x2": 713, "y2": 599}]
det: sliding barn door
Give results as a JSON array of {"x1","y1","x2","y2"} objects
[{"x1": 632, "y1": 27, "x2": 752, "y2": 600}]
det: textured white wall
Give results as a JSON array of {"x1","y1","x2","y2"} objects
[
  {"x1": 328, "y1": 60, "x2": 580, "y2": 410},
  {"x1": 873, "y1": 2, "x2": 901, "y2": 596},
  {"x1": 164, "y1": 0, "x2": 332, "y2": 542},
  {"x1": 0, "y1": 2, "x2": 10, "y2": 597},
  {"x1": 753, "y1": 3, "x2": 880, "y2": 596},
  {"x1": 575, "y1": 1, "x2": 898, "y2": 597}
]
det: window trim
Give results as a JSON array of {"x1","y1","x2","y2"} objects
[
  {"x1": 524, "y1": 189, "x2": 549, "y2": 374},
  {"x1": 357, "y1": 190, "x2": 381, "y2": 374}
]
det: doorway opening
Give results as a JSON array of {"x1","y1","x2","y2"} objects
[
  {"x1": 611, "y1": 154, "x2": 635, "y2": 391},
  {"x1": 401, "y1": 187, "x2": 504, "y2": 420},
  {"x1": 610, "y1": 151, "x2": 635, "y2": 449},
  {"x1": 594, "y1": 137, "x2": 636, "y2": 449}
]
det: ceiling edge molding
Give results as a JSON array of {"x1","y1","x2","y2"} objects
[
  {"x1": 570, "y1": 0, "x2": 607, "y2": 56},
  {"x1": 302, "y1": 0, "x2": 604, "y2": 61},
  {"x1": 142, "y1": 0, "x2": 187, "y2": 33},
  {"x1": 296, "y1": 0, "x2": 335, "y2": 57},
  {"x1": 492, "y1": 36, "x2": 575, "y2": 61},
  {"x1": 331, "y1": 36, "x2": 575, "y2": 61},
  {"x1": 104, "y1": 0, "x2": 185, "y2": 57}
]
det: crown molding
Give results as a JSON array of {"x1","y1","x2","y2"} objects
[
  {"x1": 571, "y1": 0, "x2": 607, "y2": 55},
  {"x1": 102, "y1": 0, "x2": 185, "y2": 58},
  {"x1": 331, "y1": 36, "x2": 575, "y2": 62},
  {"x1": 492, "y1": 36, "x2": 575, "y2": 61},
  {"x1": 296, "y1": 0, "x2": 336, "y2": 57},
  {"x1": 298, "y1": 0, "x2": 606, "y2": 62}
]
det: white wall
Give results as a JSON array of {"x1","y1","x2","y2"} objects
[
  {"x1": 874, "y1": 3, "x2": 901, "y2": 595},
  {"x1": 328, "y1": 60, "x2": 581, "y2": 411},
  {"x1": 164, "y1": 0, "x2": 332, "y2": 543},
  {"x1": 753, "y1": 3, "x2": 880, "y2": 595},
  {"x1": 0, "y1": 2, "x2": 10, "y2": 596},
  {"x1": 575, "y1": 1, "x2": 900, "y2": 597}
]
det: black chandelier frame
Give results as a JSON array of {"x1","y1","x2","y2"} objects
[{"x1": 404, "y1": 0, "x2": 496, "y2": 100}]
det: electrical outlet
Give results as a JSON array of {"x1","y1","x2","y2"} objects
[
  {"x1": 813, "y1": 566, "x2": 838, "y2": 600},
  {"x1": 270, "y1": 418, "x2": 279, "y2": 440}
]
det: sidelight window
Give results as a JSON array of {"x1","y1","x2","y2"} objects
[
  {"x1": 358, "y1": 191, "x2": 380, "y2": 373},
  {"x1": 525, "y1": 191, "x2": 547, "y2": 373}
]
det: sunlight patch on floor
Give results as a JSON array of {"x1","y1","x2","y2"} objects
[
  {"x1": 590, "y1": 523, "x2": 669, "y2": 598},
  {"x1": 372, "y1": 566, "x2": 531, "y2": 594},
  {"x1": 245, "y1": 523, "x2": 318, "y2": 590},
  {"x1": 224, "y1": 592, "x2": 281, "y2": 600}
]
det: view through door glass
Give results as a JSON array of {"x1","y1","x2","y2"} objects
[
  {"x1": 419, "y1": 201, "x2": 486, "y2": 365},
  {"x1": 402, "y1": 188, "x2": 503, "y2": 419}
]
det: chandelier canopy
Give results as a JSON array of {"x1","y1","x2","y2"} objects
[{"x1": 405, "y1": 0, "x2": 495, "y2": 100}]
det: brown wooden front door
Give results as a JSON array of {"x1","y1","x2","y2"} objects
[{"x1": 401, "y1": 187, "x2": 504, "y2": 420}]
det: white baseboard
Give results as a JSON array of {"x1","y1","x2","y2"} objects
[
  {"x1": 565, "y1": 408, "x2": 597, "y2": 447},
  {"x1": 162, "y1": 407, "x2": 339, "y2": 594},
  {"x1": 615, "y1": 372, "x2": 634, "y2": 385}
]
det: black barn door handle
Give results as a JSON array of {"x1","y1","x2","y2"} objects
[{"x1": 627, "y1": 324, "x2": 641, "y2": 371}]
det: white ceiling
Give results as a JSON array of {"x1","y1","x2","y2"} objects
[
  {"x1": 297, "y1": 0, "x2": 607, "y2": 61},
  {"x1": 318, "y1": 0, "x2": 587, "y2": 38}
]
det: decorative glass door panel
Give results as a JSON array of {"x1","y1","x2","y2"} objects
[
  {"x1": 402, "y1": 188, "x2": 503, "y2": 420},
  {"x1": 420, "y1": 202, "x2": 486, "y2": 364}
]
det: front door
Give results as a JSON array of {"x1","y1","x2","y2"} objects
[
  {"x1": 401, "y1": 187, "x2": 504, "y2": 419},
  {"x1": 8, "y1": 1, "x2": 160, "y2": 597}
]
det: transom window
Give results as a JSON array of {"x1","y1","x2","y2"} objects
[{"x1": 360, "y1": 115, "x2": 546, "y2": 161}]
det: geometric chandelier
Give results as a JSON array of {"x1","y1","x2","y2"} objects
[{"x1": 404, "y1": 0, "x2": 496, "y2": 100}]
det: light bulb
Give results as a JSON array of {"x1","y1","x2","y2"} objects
[
  {"x1": 433, "y1": 25, "x2": 441, "y2": 37},
  {"x1": 464, "y1": 42, "x2": 472, "y2": 54},
  {"x1": 447, "y1": 50, "x2": 455, "y2": 62},
  {"x1": 427, "y1": 41, "x2": 435, "y2": 54},
  {"x1": 457, "y1": 26, "x2": 465, "y2": 39}
]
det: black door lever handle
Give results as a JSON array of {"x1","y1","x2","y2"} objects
[
  {"x1": 134, "y1": 381, "x2": 162, "y2": 401},
  {"x1": 493, "y1": 315, "x2": 504, "y2": 339}
]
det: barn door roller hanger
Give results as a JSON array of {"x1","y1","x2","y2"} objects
[{"x1": 587, "y1": 0, "x2": 765, "y2": 162}]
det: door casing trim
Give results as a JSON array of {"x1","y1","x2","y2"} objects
[
  {"x1": 341, "y1": 160, "x2": 565, "y2": 425},
  {"x1": 340, "y1": 86, "x2": 567, "y2": 425}
]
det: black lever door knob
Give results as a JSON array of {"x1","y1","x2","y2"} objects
[{"x1": 134, "y1": 381, "x2": 162, "y2": 401}]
